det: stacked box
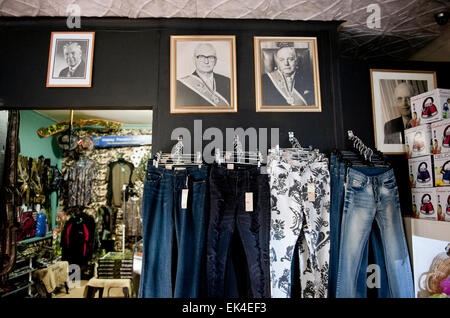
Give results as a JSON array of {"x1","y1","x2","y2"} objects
[
  {"x1": 404, "y1": 124, "x2": 432, "y2": 158},
  {"x1": 435, "y1": 188, "x2": 450, "y2": 222},
  {"x1": 411, "y1": 88, "x2": 450, "y2": 126},
  {"x1": 430, "y1": 118, "x2": 450, "y2": 154},
  {"x1": 408, "y1": 156, "x2": 434, "y2": 188},
  {"x1": 411, "y1": 94, "x2": 423, "y2": 127},
  {"x1": 433, "y1": 152, "x2": 450, "y2": 187},
  {"x1": 97, "y1": 252, "x2": 133, "y2": 279},
  {"x1": 411, "y1": 188, "x2": 438, "y2": 220}
]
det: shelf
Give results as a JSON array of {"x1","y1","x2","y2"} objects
[
  {"x1": 403, "y1": 217, "x2": 450, "y2": 242},
  {"x1": 6, "y1": 268, "x2": 35, "y2": 280},
  {"x1": 0, "y1": 282, "x2": 33, "y2": 298},
  {"x1": 17, "y1": 233, "x2": 52, "y2": 245}
]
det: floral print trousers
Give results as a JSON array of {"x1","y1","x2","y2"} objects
[{"x1": 268, "y1": 157, "x2": 330, "y2": 298}]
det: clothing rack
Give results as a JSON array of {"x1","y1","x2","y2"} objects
[
  {"x1": 346, "y1": 130, "x2": 390, "y2": 167},
  {"x1": 269, "y1": 132, "x2": 322, "y2": 161},
  {"x1": 347, "y1": 130, "x2": 373, "y2": 161},
  {"x1": 154, "y1": 136, "x2": 203, "y2": 168},
  {"x1": 215, "y1": 135, "x2": 263, "y2": 167}
]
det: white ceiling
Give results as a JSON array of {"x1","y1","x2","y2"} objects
[
  {"x1": 0, "y1": 0, "x2": 449, "y2": 60},
  {"x1": 35, "y1": 109, "x2": 153, "y2": 126}
]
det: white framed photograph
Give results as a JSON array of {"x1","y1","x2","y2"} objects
[
  {"x1": 370, "y1": 69, "x2": 437, "y2": 154},
  {"x1": 46, "y1": 32, "x2": 95, "y2": 87},
  {"x1": 254, "y1": 36, "x2": 322, "y2": 112},
  {"x1": 170, "y1": 35, "x2": 237, "y2": 113}
]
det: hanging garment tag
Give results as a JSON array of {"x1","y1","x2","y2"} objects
[
  {"x1": 227, "y1": 163, "x2": 234, "y2": 170},
  {"x1": 307, "y1": 183, "x2": 315, "y2": 202},
  {"x1": 245, "y1": 192, "x2": 253, "y2": 212},
  {"x1": 153, "y1": 159, "x2": 158, "y2": 168},
  {"x1": 181, "y1": 189, "x2": 189, "y2": 209},
  {"x1": 165, "y1": 164, "x2": 173, "y2": 170}
]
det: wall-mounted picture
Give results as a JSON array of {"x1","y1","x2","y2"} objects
[
  {"x1": 254, "y1": 36, "x2": 321, "y2": 112},
  {"x1": 46, "y1": 32, "x2": 95, "y2": 87},
  {"x1": 170, "y1": 35, "x2": 237, "y2": 113},
  {"x1": 370, "y1": 69, "x2": 437, "y2": 154}
]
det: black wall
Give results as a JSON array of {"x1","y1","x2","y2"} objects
[
  {"x1": 0, "y1": 18, "x2": 345, "y2": 155},
  {"x1": 1, "y1": 18, "x2": 449, "y2": 216},
  {"x1": 0, "y1": 19, "x2": 160, "y2": 108},
  {"x1": 153, "y1": 20, "x2": 344, "y2": 155}
]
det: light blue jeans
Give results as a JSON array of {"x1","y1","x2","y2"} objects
[{"x1": 336, "y1": 167, "x2": 414, "y2": 298}]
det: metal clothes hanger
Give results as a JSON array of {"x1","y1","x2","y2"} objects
[
  {"x1": 154, "y1": 136, "x2": 203, "y2": 169},
  {"x1": 215, "y1": 135, "x2": 263, "y2": 167}
]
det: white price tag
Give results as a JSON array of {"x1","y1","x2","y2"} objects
[
  {"x1": 245, "y1": 192, "x2": 253, "y2": 212},
  {"x1": 181, "y1": 189, "x2": 189, "y2": 209},
  {"x1": 227, "y1": 163, "x2": 234, "y2": 170},
  {"x1": 307, "y1": 183, "x2": 315, "y2": 202},
  {"x1": 165, "y1": 164, "x2": 173, "y2": 170},
  {"x1": 260, "y1": 166, "x2": 268, "y2": 175}
]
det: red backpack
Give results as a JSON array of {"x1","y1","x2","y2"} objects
[{"x1": 17, "y1": 211, "x2": 37, "y2": 241}]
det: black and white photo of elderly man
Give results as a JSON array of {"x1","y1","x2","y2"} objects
[{"x1": 58, "y1": 42, "x2": 87, "y2": 78}]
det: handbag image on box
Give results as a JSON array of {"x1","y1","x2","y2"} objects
[
  {"x1": 417, "y1": 162, "x2": 431, "y2": 183},
  {"x1": 440, "y1": 160, "x2": 450, "y2": 184},
  {"x1": 422, "y1": 97, "x2": 438, "y2": 119},
  {"x1": 413, "y1": 131, "x2": 425, "y2": 152},
  {"x1": 443, "y1": 126, "x2": 450, "y2": 148},
  {"x1": 420, "y1": 194, "x2": 435, "y2": 215}
]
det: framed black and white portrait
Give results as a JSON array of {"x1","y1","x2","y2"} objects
[
  {"x1": 370, "y1": 69, "x2": 437, "y2": 154},
  {"x1": 254, "y1": 36, "x2": 321, "y2": 112},
  {"x1": 46, "y1": 32, "x2": 95, "y2": 87},
  {"x1": 170, "y1": 35, "x2": 237, "y2": 113}
]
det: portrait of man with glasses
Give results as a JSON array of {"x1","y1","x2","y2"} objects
[{"x1": 175, "y1": 42, "x2": 231, "y2": 107}]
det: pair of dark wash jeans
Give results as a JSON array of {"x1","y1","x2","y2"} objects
[
  {"x1": 138, "y1": 161, "x2": 208, "y2": 298},
  {"x1": 329, "y1": 156, "x2": 391, "y2": 298},
  {"x1": 206, "y1": 164, "x2": 271, "y2": 298},
  {"x1": 335, "y1": 166, "x2": 414, "y2": 298}
]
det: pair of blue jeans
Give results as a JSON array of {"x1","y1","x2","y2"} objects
[
  {"x1": 329, "y1": 156, "x2": 390, "y2": 298},
  {"x1": 335, "y1": 166, "x2": 414, "y2": 298},
  {"x1": 206, "y1": 164, "x2": 271, "y2": 298},
  {"x1": 138, "y1": 162, "x2": 208, "y2": 298}
]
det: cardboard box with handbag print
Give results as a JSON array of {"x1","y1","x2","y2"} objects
[
  {"x1": 408, "y1": 155, "x2": 434, "y2": 188},
  {"x1": 411, "y1": 188, "x2": 438, "y2": 220},
  {"x1": 411, "y1": 94, "x2": 423, "y2": 127},
  {"x1": 435, "y1": 188, "x2": 450, "y2": 222},
  {"x1": 433, "y1": 152, "x2": 450, "y2": 187},
  {"x1": 411, "y1": 88, "x2": 450, "y2": 126},
  {"x1": 405, "y1": 124, "x2": 432, "y2": 158},
  {"x1": 430, "y1": 118, "x2": 450, "y2": 154}
]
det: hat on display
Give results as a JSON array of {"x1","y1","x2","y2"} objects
[
  {"x1": 413, "y1": 131, "x2": 424, "y2": 152},
  {"x1": 417, "y1": 162, "x2": 431, "y2": 183},
  {"x1": 443, "y1": 126, "x2": 450, "y2": 148},
  {"x1": 420, "y1": 193, "x2": 434, "y2": 215},
  {"x1": 57, "y1": 132, "x2": 79, "y2": 151},
  {"x1": 441, "y1": 160, "x2": 450, "y2": 184},
  {"x1": 421, "y1": 97, "x2": 438, "y2": 118}
]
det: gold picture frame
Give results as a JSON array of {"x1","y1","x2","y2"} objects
[
  {"x1": 254, "y1": 36, "x2": 322, "y2": 112},
  {"x1": 46, "y1": 32, "x2": 95, "y2": 87},
  {"x1": 170, "y1": 35, "x2": 237, "y2": 114},
  {"x1": 370, "y1": 69, "x2": 437, "y2": 154}
]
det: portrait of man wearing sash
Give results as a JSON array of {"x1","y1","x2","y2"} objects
[
  {"x1": 254, "y1": 37, "x2": 321, "y2": 112},
  {"x1": 170, "y1": 36, "x2": 237, "y2": 113}
]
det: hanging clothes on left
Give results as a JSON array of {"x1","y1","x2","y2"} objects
[
  {"x1": 60, "y1": 212, "x2": 96, "y2": 267},
  {"x1": 63, "y1": 158, "x2": 97, "y2": 208}
]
